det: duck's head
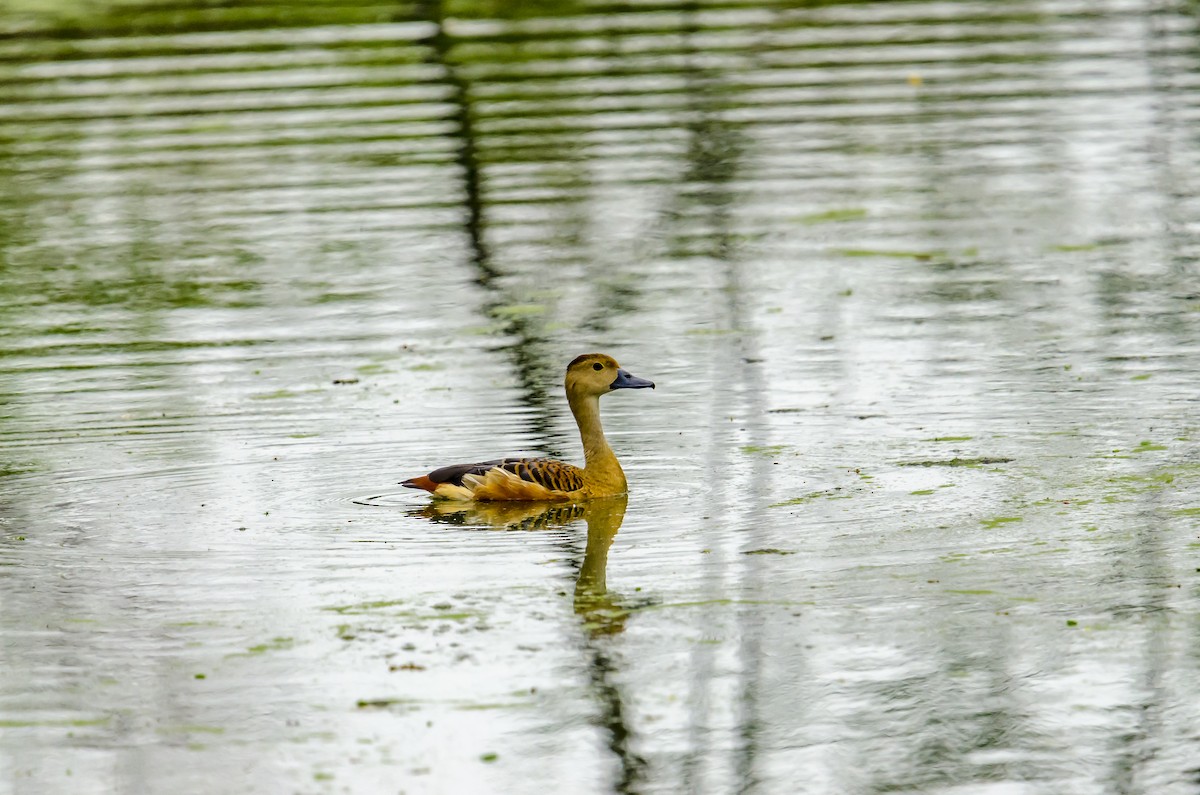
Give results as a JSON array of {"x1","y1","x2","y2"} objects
[{"x1": 566, "y1": 353, "x2": 655, "y2": 399}]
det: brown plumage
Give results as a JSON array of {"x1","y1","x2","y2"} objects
[{"x1": 401, "y1": 354, "x2": 654, "y2": 501}]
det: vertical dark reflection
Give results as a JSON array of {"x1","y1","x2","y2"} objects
[
  {"x1": 411, "y1": 5, "x2": 653, "y2": 787},
  {"x1": 1103, "y1": 508, "x2": 1171, "y2": 793},
  {"x1": 666, "y1": 4, "x2": 769, "y2": 791},
  {"x1": 413, "y1": 0, "x2": 494, "y2": 284},
  {"x1": 571, "y1": 497, "x2": 647, "y2": 794},
  {"x1": 1138, "y1": 5, "x2": 1200, "y2": 289},
  {"x1": 409, "y1": 497, "x2": 646, "y2": 792},
  {"x1": 414, "y1": 0, "x2": 567, "y2": 454}
]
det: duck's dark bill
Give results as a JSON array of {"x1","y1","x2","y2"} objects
[{"x1": 610, "y1": 369, "x2": 655, "y2": 390}]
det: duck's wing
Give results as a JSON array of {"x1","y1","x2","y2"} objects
[{"x1": 402, "y1": 457, "x2": 584, "y2": 500}]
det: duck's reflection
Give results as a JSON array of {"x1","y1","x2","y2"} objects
[
  {"x1": 411, "y1": 495, "x2": 629, "y2": 635},
  {"x1": 409, "y1": 495, "x2": 644, "y2": 787}
]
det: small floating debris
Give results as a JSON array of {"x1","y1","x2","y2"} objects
[
  {"x1": 332, "y1": 378, "x2": 359, "y2": 385},
  {"x1": 356, "y1": 698, "x2": 413, "y2": 709},
  {"x1": 389, "y1": 663, "x2": 426, "y2": 672},
  {"x1": 899, "y1": 457, "x2": 1013, "y2": 468},
  {"x1": 743, "y1": 548, "x2": 795, "y2": 556}
]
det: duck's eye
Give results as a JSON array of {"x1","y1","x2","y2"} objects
[{"x1": 592, "y1": 362, "x2": 603, "y2": 371}]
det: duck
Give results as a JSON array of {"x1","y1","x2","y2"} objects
[{"x1": 401, "y1": 353, "x2": 654, "y2": 501}]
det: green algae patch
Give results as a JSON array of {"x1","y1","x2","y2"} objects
[
  {"x1": 323, "y1": 599, "x2": 405, "y2": 615},
  {"x1": 480, "y1": 753, "x2": 500, "y2": 763},
  {"x1": 770, "y1": 489, "x2": 852, "y2": 507},
  {"x1": 981, "y1": 516, "x2": 1023, "y2": 529},
  {"x1": 923, "y1": 436, "x2": 973, "y2": 442},
  {"x1": 0, "y1": 462, "x2": 39, "y2": 478},
  {"x1": 1131, "y1": 440, "x2": 1167, "y2": 453},
  {"x1": 1130, "y1": 373, "x2": 1152, "y2": 381},
  {"x1": 491, "y1": 303, "x2": 547, "y2": 318},
  {"x1": 1174, "y1": 507, "x2": 1200, "y2": 516},
  {"x1": 249, "y1": 389, "x2": 316, "y2": 401},
  {"x1": 686, "y1": 327, "x2": 742, "y2": 336},
  {"x1": 743, "y1": 548, "x2": 795, "y2": 555},
  {"x1": 740, "y1": 445, "x2": 788, "y2": 456},
  {"x1": 910, "y1": 489, "x2": 935, "y2": 495},
  {"x1": 799, "y1": 207, "x2": 867, "y2": 224},
  {"x1": 833, "y1": 248, "x2": 944, "y2": 260},
  {"x1": 0, "y1": 717, "x2": 110, "y2": 728},
  {"x1": 900, "y1": 457, "x2": 1013, "y2": 468},
  {"x1": 238, "y1": 637, "x2": 294, "y2": 655},
  {"x1": 356, "y1": 698, "x2": 417, "y2": 709}
]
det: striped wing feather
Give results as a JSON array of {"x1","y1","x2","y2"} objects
[{"x1": 425, "y1": 457, "x2": 584, "y2": 501}]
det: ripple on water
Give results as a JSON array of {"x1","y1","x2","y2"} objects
[{"x1": 2, "y1": 0, "x2": 1200, "y2": 793}]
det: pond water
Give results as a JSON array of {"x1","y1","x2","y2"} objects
[{"x1": 2, "y1": 0, "x2": 1200, "y2": 792}]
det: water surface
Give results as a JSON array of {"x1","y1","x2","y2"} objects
[{"x1": 2, "y1": 0, "x2": 1200, "y2": 793}]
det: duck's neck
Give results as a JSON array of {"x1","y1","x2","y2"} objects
[{"x1": 569, "y1": 392, "x2": 626, "y2": 493}]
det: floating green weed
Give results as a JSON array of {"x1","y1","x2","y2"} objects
[
  {"x1": 0, "y1": 717, "x2": 110, "y2": 728},
  {"x1": 323, "y1": 600, "x2": 405, "y2": 614},
  {"x1": 244, "y1": 637, "x2": 294, "y2": 654},
  {"x1": 910, "y1": 489, "x2": 935, "y2": 495},
  {"x1": 740, "y1": 445, "x2": 787, "y2": 456},
  {"x1": 833, "y1": 248, "x2": 943, "y2": 260},
  {"x1": 356, "y1": 698, "x2": 416, "y2": 709},
  {"x1": 0, "y1": 462, "x2": 38, "y2": 478},
  {"x1": 799, "y1": 207, "x2": 867, "y2": 224},
  {"x1": 770, "y1": 489, "x2": 851, "y2": 507},
  {"x1": 491, "y1": 303, "x2": 546, "y2": 318},
  {"x1": 251, "y1": 389, "x2": 301, "y2": 401},
  {"x1": 1130, "y1": 374, "x2": 1152, "y2": 381},
  {"x1": 900, "y1": 457, "x2": 1013, "y2": 468},
  {"x1": 980, "y1": 516, "x2": 1023, "y2": 529},
  {"x1": 312, "y1": 291, "x2": 377, "y2": 304},
  {"x1": 463, "y1": 323, "x2": 507, "y2": 336},
  {"x1": 1131, "y1": 440, "x2": 1167, "y2": 453},
  {"x1": 743, "y1": 548, "x2": 795, "y2": 555},
  {"x1": 923, "y1": 436, "x2": 973, "y2": 442}
]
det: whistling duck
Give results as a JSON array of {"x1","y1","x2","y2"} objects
[{"x1": 401, "y1": 354, "x2": 654, "y2": 501}]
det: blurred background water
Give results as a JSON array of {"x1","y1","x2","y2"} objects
[{"x1": 1, "y1": 0, "x2": 1199, "y2": 792}]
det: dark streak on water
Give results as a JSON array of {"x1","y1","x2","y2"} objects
[{"x1": 2, "y1": 0, "x2": 1200, "y2": 793}]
